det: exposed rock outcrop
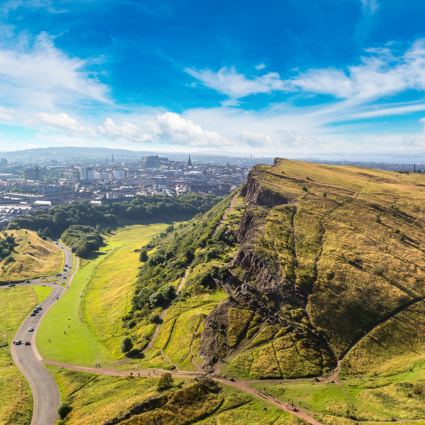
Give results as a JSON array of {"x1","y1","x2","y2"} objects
[{"x1": 241, "y1": 172, "x2": 295, "y2": 208}]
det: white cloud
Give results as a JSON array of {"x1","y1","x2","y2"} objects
[
  {"x1": 255, "y1": 63, "x2": 266, "y2": 70},
  {"x1": 98, "y1": 112, "x2": 231, "y2": 146},
  {"x1": 149, "y1": 112, "x2": 231, "y2": 146},
  {"x1": 360, "y1": 0, "x2": 379, "y2": 14},
  {"x1": 238, "y1": 130, "x2": 272, "y2": 147},
  {"x1": 33, "y1": 112, "x2": 96, "y2": 136},
  {"x1": 98, "y1": 118, "x2": 151, "y2": 143},
  {"x1": 185, "y1": 66, "x2": 285, "y2": 98},
  {"x1": 0, "y1": 106, "x2": 13, "y2": 121},
  {"x1": 187, "y1": 40, "x2": 425, "y2": 109},
  {"x1": 276, "y1": 130, "x2": 327, "y2": 148},
  {"x1": 0, "y1": 32, "x2": 109, "y2": 110}
]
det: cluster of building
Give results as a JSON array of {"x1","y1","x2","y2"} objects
[{"x1": 0, "y1": 155, "x2": 252, "y2": 225}]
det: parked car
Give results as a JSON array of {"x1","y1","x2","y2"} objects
[
  {"x1": 14, "y1": 340, "x2": 22, "y2": 345},
  {"x1": 25, "y1": 280, "x2": 31, "y2": 283},
  {"x1": 35, "y1": 306, "x2": 42, "y2": 310},
  {"x1": 7, "y1": 284, "x2": 15, "y2": 287},
  {"x1": 55, "y1": 273, "x2": 61, "y2": 276},
  {"x1": 28, "y1": 327, "x2": 34, "y2": 332},
  {"x1": 63, "y1": 276, "x2": 67, "y2": 279},
  {"x1": 33, "y1": 309, "x2": 38, "y2": 314},
  {"x1": 30, "y1": 312, "x2": 36, "y2": 316},
  {"x1": 24, "y1": 341, "x2": 30, "y2": 345},
  {"x1": 65, "y1": 264, "x2": 68, "y2": 267}
]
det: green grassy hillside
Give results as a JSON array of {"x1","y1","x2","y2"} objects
[
  {"x1": 0, "y1": 229, "x2": 63, "y2": 282},
  {"x1": 123, "y1": 159, "x2": 425, "y2": 382},
  {"x1": 47, "y1": 366, "x2": 306, "y2": 425}
]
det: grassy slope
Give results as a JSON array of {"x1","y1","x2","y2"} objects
[
  {"x1": 0, "y1": 229, "x2": 63, "y2": 282},
  {"x1": 37, "y1": 225, "x2": 170, "y2": 366},
  {"x1": 343, "y1": 299, "x2": 425, "y2": 376},
  {"x1": 0, "y1": 286, "x2": 51, "y2": 425},
  {"x1": 249, "y1": 160, "x2": 425, "y2": 359},
  {"x1": 47, "y1": 365, "x2": 306, "y2": 425},
  {"x1": 123, "y1": 194, "x2": 237, "y2": 371},
  {"x1": 83, "y1": 224, "x2": 169, "y2": 358}
]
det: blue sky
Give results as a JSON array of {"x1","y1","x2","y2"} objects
[{"x1": 2, "y1": 0, "x2": 425, "y2": 156}]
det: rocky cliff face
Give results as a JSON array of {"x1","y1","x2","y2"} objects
[
  {"x1": 198, "y1": 167, "x2": 335, "y2": 375},
  {"x1": 240, "y1": 171, "x2": 296, "y2": 208}
]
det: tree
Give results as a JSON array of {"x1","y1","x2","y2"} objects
[
  {"x1": 149, "y1": 313, "x2": 160, "y2": 324},
  {"x1": 157, "y1": 372, "x2": 174, "y2": 391},
  {"x1": 105, "y1": 227, "x2": 112, "y2": 234},
  {"x1": 166, "y1": 225, "x2": 174, "y2": 233},
  {"x1": 44, "y1": 227, "x2": 51, "y2": 237},
  {"x1": 120, "y1": 337, "x2": 133, "y2": 353},
  {"x1": 139, "y1": 250, "x2": 148, "y2": 262},
  {"x1": 149, "y1": 292, "x2": 164, "y2": 307},
  {"x1": 162, "y1": 285, "x2": 175, "y2": 300}
]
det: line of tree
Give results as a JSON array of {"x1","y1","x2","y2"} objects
[
  {"x1": 61, "y1": 225, "x2": 104, "y2": 258},
  {"x1": 9, "y1": 193, "x2": 221, "y2": 237}
]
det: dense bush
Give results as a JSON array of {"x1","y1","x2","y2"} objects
[
  {"x1": 120, "y1": 337, "x2": 133, "y2": 353},
  {"x1": 62, "y1": 225, "x2": 103, "y2": 258},
  {"x1": 157, "y1": 373, "x2": 174, "y2": 391},
  {"x1": 58, "y1": 401, "x2": 72, "y2": 419},
  {"x1": 0, "y1": 235, "x2": 15, "y2": 260}
]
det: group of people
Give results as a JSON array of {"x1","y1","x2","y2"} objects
[
  {"x1": 253, "y1": 387, "x2": 301, "y2": 412},
  {"x1": 95, "y1": 363, "x2": 101, "y2": 368}
]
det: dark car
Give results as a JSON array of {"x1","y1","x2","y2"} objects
[
  {"x1": 14, "y1": 340, "x2": 22, "y2": 345},
  {"x1": 55, "y1": 273, "x2": 62, "y2": 276},
  {"x1": 30, "y1": 312, "x2": 36, "y2": 316},
  {"x1": 63, "y1": 276, "x2": 67, "y2": 279},
  {"x1": 7, "y1": 284, "x2": 15, "y2": 287},
  {"x1": 25, "y1": 280, "x2": 31, "y2": 283},
  {"x1": 33, "y1": 309, "x2": 38, "y2": 313}
]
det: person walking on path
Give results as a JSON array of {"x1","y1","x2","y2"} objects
[{"x1": 285, "y1": 402, "x2": 288, "y2": 409}]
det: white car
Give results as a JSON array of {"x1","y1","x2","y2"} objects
[
  {"x1": 28, "y1": 327, "x2": 34, "y2": 332},
  {"x1": 14, "y1": 340, "x2": 22, "y2": 345},
  {"x1": 35, "y1": 306, "x2": 42, "y2": 310}
]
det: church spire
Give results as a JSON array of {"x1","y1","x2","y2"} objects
[{"x1": 188, "y1": 155, "x2": 192, "y2": 166}]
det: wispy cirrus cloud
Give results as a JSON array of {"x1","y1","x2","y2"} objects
[
  {"x1": 0, "y1": 32, "x2": 109, "y2": 111},
  {"x1": 187, "y1": 40, "x2": 425, "y2": 122},
  {"x1": 185, "y1": 66, "x2": 285, "y2": 98},
  {"x1": 360, "y1": 0, "x2": 379, "y2": 15}
]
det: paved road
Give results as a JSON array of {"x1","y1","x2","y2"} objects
[{"x1": 4, "y1": 240, "x2": 75, "y2": 425}]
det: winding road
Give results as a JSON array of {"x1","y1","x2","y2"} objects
[{"x1": 4, "y1": 240, "x2": 76, "y2": 425}]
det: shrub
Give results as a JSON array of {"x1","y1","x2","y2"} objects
[
  {"x1": 323, "y1": 193, "x2": 326, "y2": 198},
  {"x1": 58, "y1": 401, "x2": 72, "y2": 419},
  {"x1": 139, "y1": 250, "x2": 148, "y2": 262},
  {"x1": 149, "y1": 292, "x2": 165, "y2": 307},
  {"x1": 398, "y1": 231, "x2": 406, "y2": 241},
  {"x1": 105, "y1": 227, "x2": 112, "y2": 233},
  {"x1": 120, "y1": 337, "x2": 133, "y2": 353},
  {"x1": 149, "y1": 313, "x2": 160, "y2": 324},
  {"x1": 4, "y1": 255, "x2": 15, "y2": 265},
  {"x1": 413, "y1": 382, "x2": 424, "y2": 395},
  {"x1": 375, "y1": 213, "x2": 381, "y2": 223},
  {"x1": 157, "y1": 372, "x2": 174, "y2": 391},
  {"x1": 302, "y1": 186, "x2": 308, "y2": 192},
  {"x1": 162, "y1": 285, "x2": 175, "y2": 300}
]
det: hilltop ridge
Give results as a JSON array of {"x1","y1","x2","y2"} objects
[{"x1": 126, "y1": 158, "x2": 425, "y2": 380}]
